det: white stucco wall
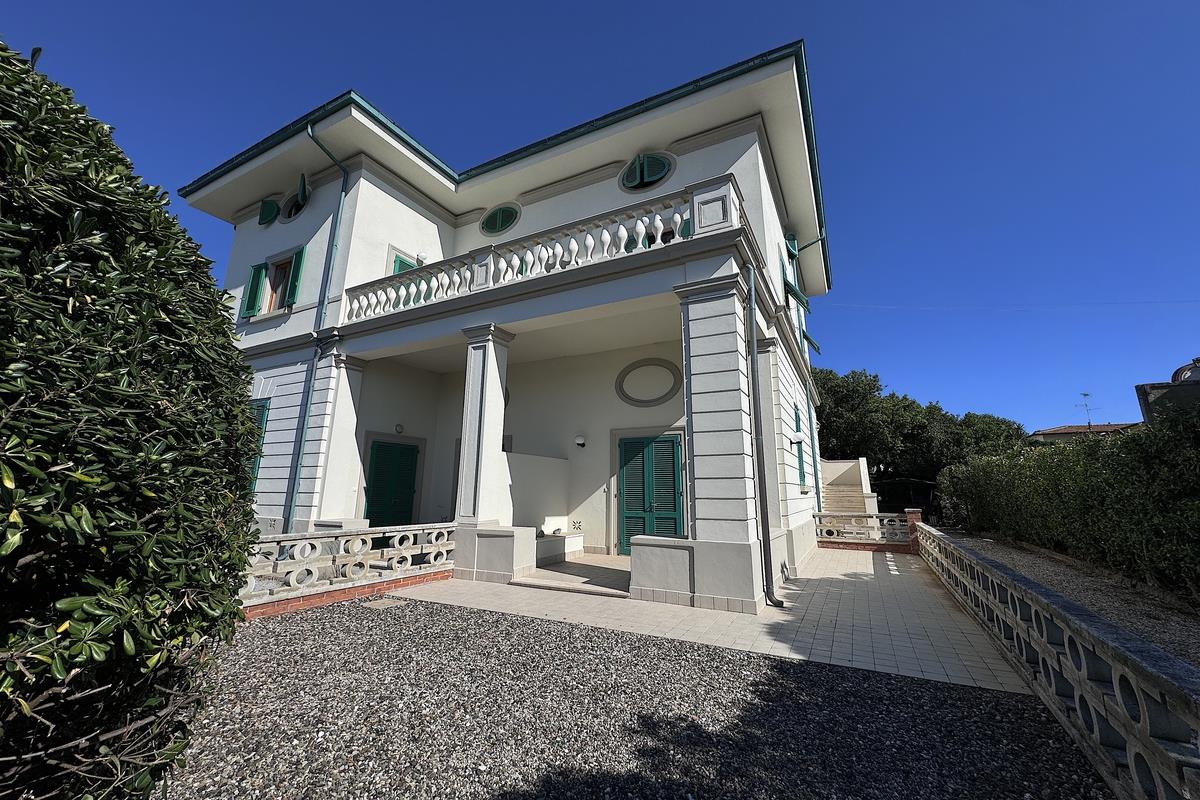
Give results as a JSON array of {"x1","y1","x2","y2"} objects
[
  {"x1": 773, "y1": 342, "x2": 819, "y2": 530},
  {"x1": 337, "y1": 166, "x2": 455, "y2": 300},
  {"x1": 224, "y1": 178, "x2": 342, "y2": 348}
]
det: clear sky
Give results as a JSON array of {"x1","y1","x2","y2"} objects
[{"x1": 6, "y1": 1, "x2": 1198, "y2": 431}]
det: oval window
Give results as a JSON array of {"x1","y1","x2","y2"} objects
[
  {"x1": 480, "y1": 204, "x2": 520, "y2": 236},
  {"x1": 620, "y1": 152, "x2": 673, "y2": 192}
]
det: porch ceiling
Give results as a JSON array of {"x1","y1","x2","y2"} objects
[{"x1": 388, "y1": 298, "x2": 682, "y2": 373}]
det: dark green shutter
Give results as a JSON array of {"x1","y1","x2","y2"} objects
[
  {"x1": 296, "y1": 174, "x2": 308, "y2": 205},
  {"x1": 621, "y1": 155, "x2": 643, "y2": 190},
  {"x1": 393, "y1": 253, "x2": 417, "y2": 274},
  {"x1": 642, "y1": 154, "x2": 670, "y2": 184},
  {"x1": 803, "y1": 330, "x2": 821, "y2": 355},
  {"x1": 649, "y1": 437, "x2": 683, "y2": 536},
  {"x1": 365, "y1": 442, "x2": 420, "y2": 527},
  {"x1": 794, "y1": 405, "x2": 806, "y2": 485},
  {"x1": 618, "y1": 435, "x2": 683, "y2": 554},
  {"x1": 249, "y1": 399, "x2": 270, "y2": 488},
  {"x1": 258, "y1": 199, "x2": 280, "y2": 226},
  {"x1": 283, "y1": 248, "x2": 304, "y2": 307},
  {"x1": 240, "y1": 263, "x2": 267, "y2": 318},
  {"x1": 618, "y1": 439, "x2": 647, "y2": 553},
  {"x1": 482, "y1": 206, "x2": 518, "y2": 235}
]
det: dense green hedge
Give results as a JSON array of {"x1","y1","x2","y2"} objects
[
  {"x1": 937, "y1": 407, "x2": 1200, "y2": 602},
  {"x1": 0, "y1": 44, "x2": 257, "y2": 797}
]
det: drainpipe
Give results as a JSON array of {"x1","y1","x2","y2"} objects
[
  {"x1": 807, "y1": 392, "x2": 822, "y2": 512},
  {"x1": 279, "y1": 126, "x2": 351, "y2": 533},
  {"x1": 744, "y1": 265, "x2": 784, "y2": 609}
]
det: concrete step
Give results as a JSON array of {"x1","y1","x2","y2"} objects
[{"x1": 508, "y1": 576, "x2": 630, "y2": 599}]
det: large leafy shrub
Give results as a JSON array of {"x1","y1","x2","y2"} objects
[
  {"x1": 938, "y1": 407, "x2": 1200, "y2": 602},
  {"x1": 0, "y1": 44, "x2": 257, "y2": 797}
]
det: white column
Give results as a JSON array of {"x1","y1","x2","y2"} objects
[
  {"x1": 676, "y1": 274, "x2": 757, "y2": 544},
  {"x1": 455, "y1": 324, "x2": 515, "y2": 527}
]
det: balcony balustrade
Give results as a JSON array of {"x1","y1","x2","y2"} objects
[{"x1": 343, "y1": 176, "x2": 742, "y2": 325}]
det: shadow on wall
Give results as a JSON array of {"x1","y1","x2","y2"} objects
[{"x1": 491, "y1": 657, "x2": 1108, "y2": 800}]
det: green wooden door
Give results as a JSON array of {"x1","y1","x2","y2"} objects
[
  {"x1": 365, "y1": 441, "x2": 419, "y2": 527},
  {"x1": 617, "y1": 435, "x2": 683, "y2": 555}
]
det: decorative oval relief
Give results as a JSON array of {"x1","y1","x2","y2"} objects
[{"x1": 615, "y1": 358, "x2": 682, "y2": 408}]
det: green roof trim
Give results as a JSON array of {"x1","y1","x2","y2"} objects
[{"x1": 177, "y1": 39, "x2": 831, "y2": 289}]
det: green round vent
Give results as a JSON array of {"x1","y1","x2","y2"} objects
[
  {"x1": 620, "y1": 153, "x2": 673, "y2": 191},
  {"x1": 480, "y1": 204, "x2": 520, "y2": 236}
]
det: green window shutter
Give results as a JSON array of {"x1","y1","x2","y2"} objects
[
  {"x1": 393, "y1": 253, "x2": 417, "y2": 274},
  {"x1": 283, "y1": 248, "x2": 305, "y2": 307},
  {"x1": 258, "y1": 199, "x2": 280, "y2": 226},
  {"x1": 803, "y1": 330, "x2": 821, "y2": 355},
  {"x1": 621, "y1": 155, "x2": 643, "y2": 190},
  {"x1": 249, "y1": 398, "x2": 270, "y2": 488},
  {"x1": 481, "y1": 205, "x2": 519, "y2": 235},
  {"x1": 296, "y1": 174, "x2": 308, "y2": 205},
  {"x1": 794, "y1": 405, "x2": 806, "y2": 485},
  {"x1": 642, "y1": 154, "x2": 670, "y2": 184},
  {"x1": 240, "y1": 263, "x2": 267, "y2": 318}
]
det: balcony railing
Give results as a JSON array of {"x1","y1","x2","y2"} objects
[{"x1": 342, "y1": 175, "x2": 742, "y2": 325}]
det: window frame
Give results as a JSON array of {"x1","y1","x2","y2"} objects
[
  {"x1": 240, "y1": 247, "x2": 304, "y2": 320},
  {"x1": 619, "y1": 152, "x2": 675, "y2": 193},
  {"x1": 387, "y1": 245, "x2": 419, "y2": 275},
  {"x1": 479, "y1": 203, "x2": 521, "y2": 237}
]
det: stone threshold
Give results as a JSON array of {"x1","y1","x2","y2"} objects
[{"x1": 508, "y1": 575, "x2": 630, "y2": 599}]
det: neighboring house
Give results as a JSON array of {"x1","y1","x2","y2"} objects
[
  {"x1": 1027, "y1": 423, "x2": 1139, "y2": 443},
  {"x1": 180, "y1": 40, "x2": 830, "y2": 614}
]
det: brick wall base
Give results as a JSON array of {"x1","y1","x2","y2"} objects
[
  {"x1": 243, "y1": 568, "x2": 452, "y2": 620},
  {"x1": 817, "y1": 539, "x2": 918, "y2": 555}
]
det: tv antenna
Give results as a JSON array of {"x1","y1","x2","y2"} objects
[{"x1": 1076, "y1": 392, "x2": 1101, "y2": 432}]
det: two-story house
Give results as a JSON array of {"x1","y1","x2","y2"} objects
[{"x1": 180, "y1": 40, "x2": 831, "y2": 614}]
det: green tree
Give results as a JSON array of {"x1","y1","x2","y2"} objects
[
  {"x1": 813, "y1": 368, "x2": 1025, "y2": 510},
  {"x1": 0, "y1": 44, "x2": 257, "y2": 797}
]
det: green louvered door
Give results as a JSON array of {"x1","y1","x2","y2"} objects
[
  {"x1": 365, "y1": 441, "x2": 419, "y2": 527},
  {"x1": 617, "y1": 435, "x2": 683, "y2": 555}
]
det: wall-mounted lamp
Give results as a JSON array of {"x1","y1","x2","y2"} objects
[
  {"x1": 574, "y1": 435, "x2": 586, "y2": 449},
  {"x1": 394, "y1": 424, "x2": 405, "y2": 435}
]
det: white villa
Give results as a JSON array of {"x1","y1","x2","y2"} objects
[{"x1": 180, "y1": 40, "x2": 833, "y2": 615}]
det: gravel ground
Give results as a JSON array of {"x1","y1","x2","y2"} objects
[
  {"x1": 952, "y1": 534, "x2": 1200, "y2": 666},
  {"x1": 165, "y1": 598, "x2": 1112, "y2": 800}
]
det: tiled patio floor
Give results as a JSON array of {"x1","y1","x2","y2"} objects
[{"x1": 392, "y1": 547, "x2": 1029, "y2": 693}]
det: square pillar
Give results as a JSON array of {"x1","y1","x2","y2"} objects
[
  {"x1": 315, "y1": 353, "x2": 368, "y2": 526},
  {"x1": 676, "y1": 274, "x2": 757, "y2": 544},
  {"x1": 628, "y1": 273, "x2": 766, "y2": 613},
  {"x1": 455, "y1": 324, "x2": 515, "y2": 528}
]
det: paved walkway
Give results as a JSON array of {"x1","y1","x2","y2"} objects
[{"x1": 393, "y1": 547, "x2": 1029, "y2": 693}]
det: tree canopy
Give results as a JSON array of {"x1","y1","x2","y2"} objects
[
  {"x1": 0, "y1": 43, "x2": 257, "y2": 798},
  {"x1": 812, "y1": 368, "x2": 1026, "y2": 509}
]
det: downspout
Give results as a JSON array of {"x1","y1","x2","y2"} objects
[
  {"x1": 807, "y1": 393, "x2": 822, "y2": 512},
  {"x1": 744, "y1": 265, "x2": 784, "y2": 608},
  {"x1": 279, "y1": 126, "x2": 350, "y2": 532}
]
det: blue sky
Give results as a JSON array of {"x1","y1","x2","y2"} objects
[{"x1": 6, "y1": 1, "x2": 1198, "y2": 431}]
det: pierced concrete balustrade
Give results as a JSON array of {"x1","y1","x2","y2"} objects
[
  {"x1": 814, "y1": 512, "x2": 910, "y2": 543},
  {"x1": 243, "y1": 523, "x2": 456, "y2": 607},
  {"x1": 341, "y1": 175, "x2": 748, "y2": 325},
  {"x1": 917, "y1": 523, "x2": 1200, "y2": 800}
]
